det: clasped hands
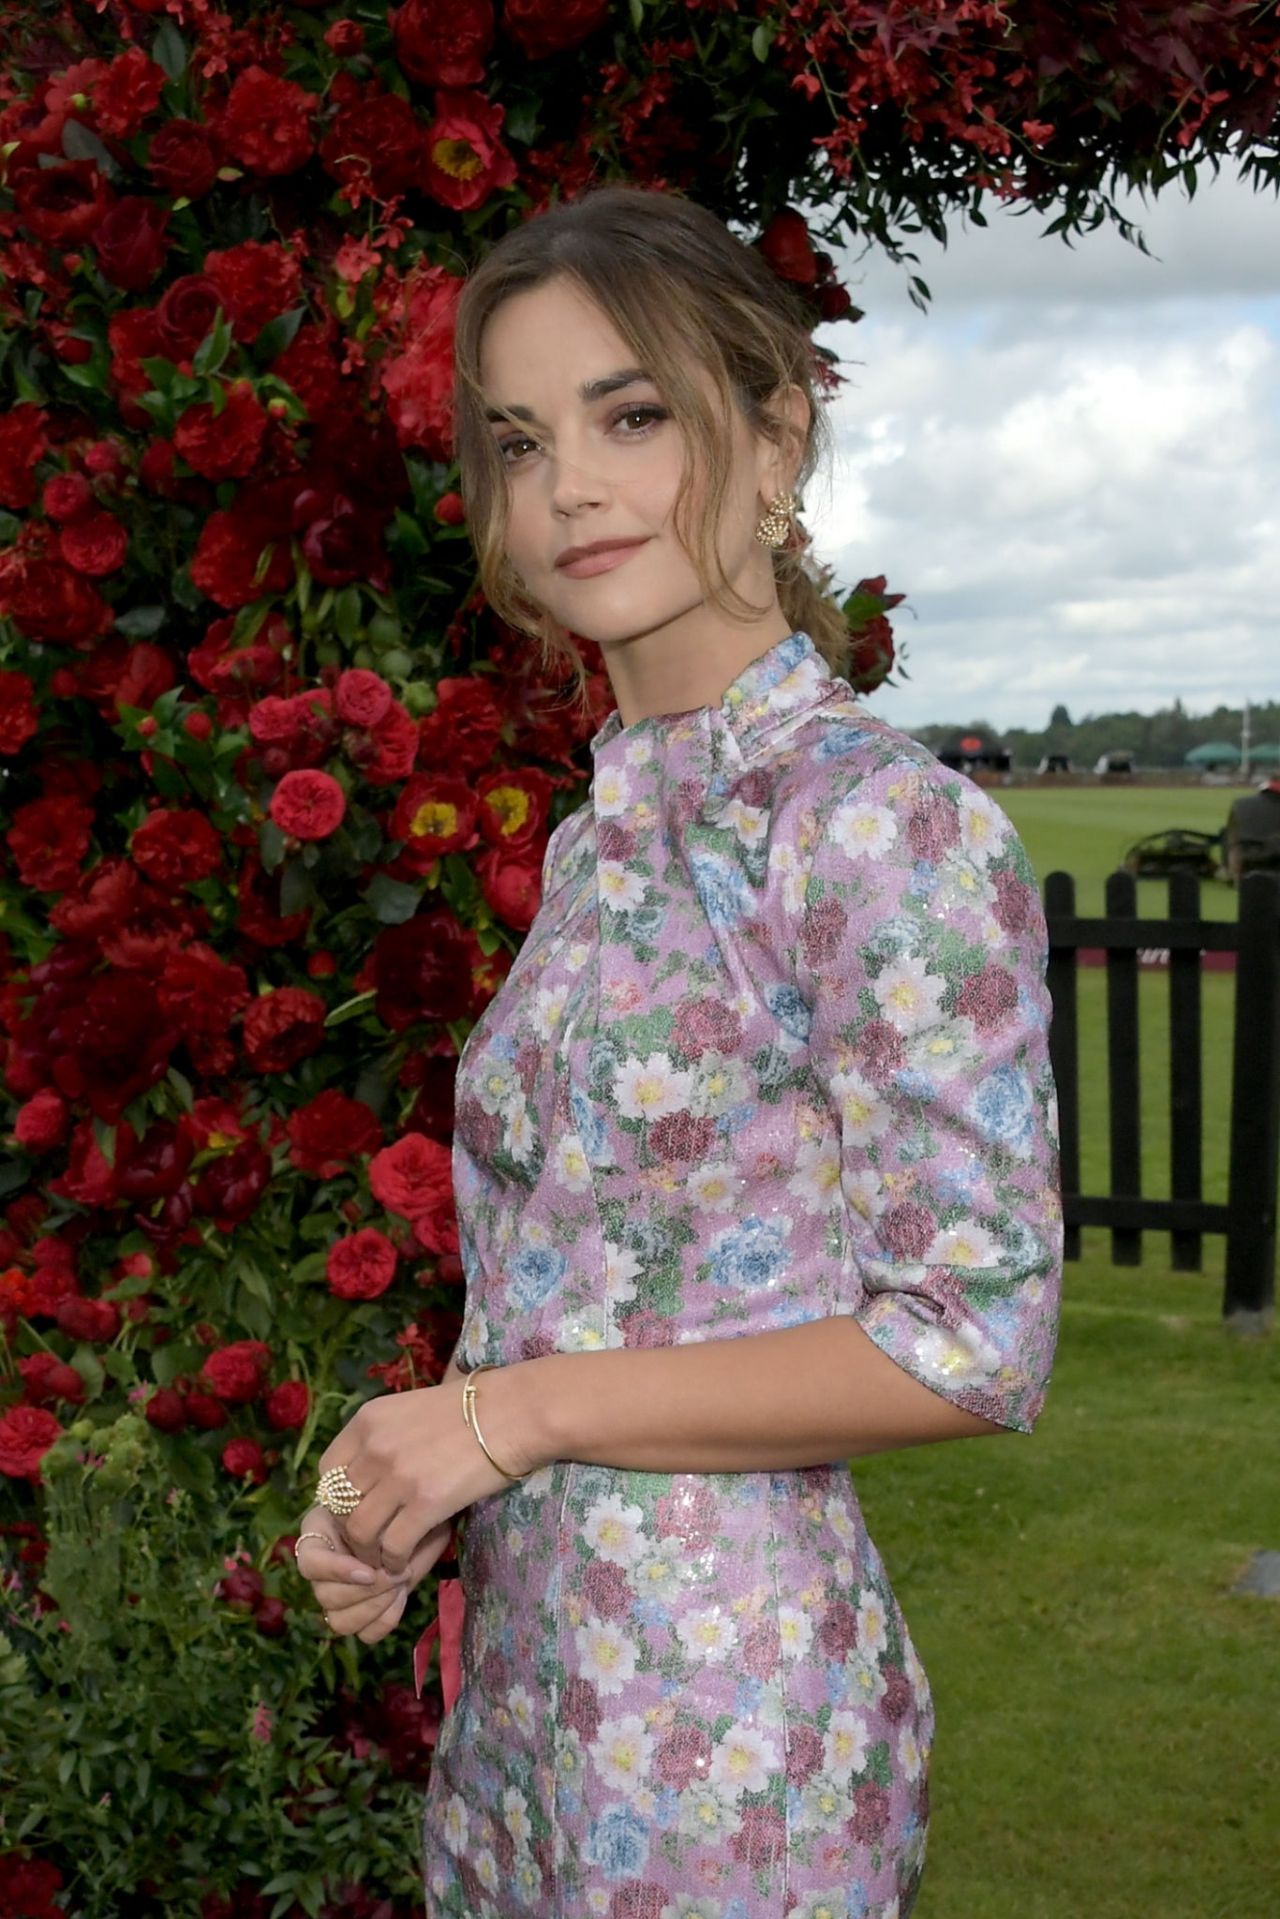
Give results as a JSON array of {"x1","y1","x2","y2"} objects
[{"x1": 294, "y1": 1372, "x2": 539, "y2": 1645}]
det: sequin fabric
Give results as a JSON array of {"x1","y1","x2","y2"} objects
[{"x1": 421, "y1": 629, "x2": 1063, "y2": 1918}]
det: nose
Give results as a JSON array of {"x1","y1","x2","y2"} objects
[{"x1": 544, "y1": 442, "x2": 609, "y2": 518}]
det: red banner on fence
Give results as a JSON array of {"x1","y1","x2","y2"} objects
[{"x1": 1077, "y1": 947, "x2": 1236, "y2": 970}]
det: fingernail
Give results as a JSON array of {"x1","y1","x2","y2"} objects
[{"x1": 352, "y1": 1569, "x2": 377, "y2": 1585}]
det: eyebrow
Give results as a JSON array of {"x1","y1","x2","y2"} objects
[{"x1": 484, "y1": 367, "x2": 654, "y2": 425}]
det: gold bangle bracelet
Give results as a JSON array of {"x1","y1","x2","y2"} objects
[{"x1": 461, "y1": 1365, "x2": 531, "y2": 1482}]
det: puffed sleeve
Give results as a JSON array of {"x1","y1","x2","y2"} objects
[{"x1": 786, "y1": 752, "x2": 1063, "y2": 1434}]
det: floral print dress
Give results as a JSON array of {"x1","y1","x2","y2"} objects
[{"x1": 420, "y1": 628, "x2": 1062, "y2": 1919}]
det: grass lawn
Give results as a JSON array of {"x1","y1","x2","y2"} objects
[
  {"x1": 853, "y1": 1243, "x2": 1276, "y2": 1919},
  {"x1": 849, "y1": 785, "x2": 1276, "y2": 1919}
]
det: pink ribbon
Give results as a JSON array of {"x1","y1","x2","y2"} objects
[{"x1": 413, "y1": 1529, "x2": 465, "y2": 1712}]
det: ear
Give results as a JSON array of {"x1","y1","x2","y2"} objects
[{"x1": 756, "y1": 381, "x2": 811, "y2": 503}]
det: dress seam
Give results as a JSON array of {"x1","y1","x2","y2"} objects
[{"x1": 765, "y1": 1472, "x2": 791, "y2": 1912}]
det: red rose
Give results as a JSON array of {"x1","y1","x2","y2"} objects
[
  {"x1": 15, "y1": 158, "x2": 114, "y2": 248},
  {"x1": 82, "y1": 47, "x2": 168, "y2": 139},
  {"x1": 184, "y1": 1390, "x2": 229, "y2": 1430},
  {"x1": 0, "y1": 1852, "x2": 64, "y2": 1915},
  {"x1": 268, "y1": 768, "x2": 347, "y2": 841},
  {"x1": 155, "y1": 944, "x2": 252, "y2": 1078},
  {"x1": 393, "y1": 0, "x2": 494, "y2": 86},
  {"x1": 147, "y1": 119, "x2": 221, "y2": 198},
  {"x1": 43, "y1": 471, "x2": 95, "y2": 523},
  {"x1": 190, "y1": 1135, "x2": 273, "y2": 1231},
  {"x1": 326, "y1": 1227, "x2": 398, "y2": 1301},
  {"x1": 422, "y1": 89, "x2": 516, "y2": 212},
  {"x1": 92, "y1": 194, "x2": 170, "y2": 291},
  {"x1": 6, "y1": 792, "x2": 95, "y2": 892},
  {"x1": 0, "y1": 1404, "x2": 65, "y2": 1481},
  {"x1": 144, "y1": 1386, "x2": 188, "y2": 1433},
  {"x1": 215, "y1": 66, "x2": 318, "y2": 177},
  {"x1": 370, "y1": 912, "x2": 475, "y2": 1032},
  {"x1": 14, "y1": 1088, "x2": 69, "y2": 1153},
  {"x1": 241, "y1": 985, "x2": 327, "y2": 1073},
  {"x1": 369, "y1": 1133, "x2": 453, "y2": 1221},
  {"x1": 286, "y1": 1089, "x2": 383, "y2": 1178},
  {"x1": 18, "y1": 1352, "x2": 86, "y2": 1407},
  {"x1": 263, "y1": 1380, "x2": 309, "y2": 1431},
  {"x1": 46, "y1": 973, "x2": 179, "y2": 1125},
  {"x1": 58, "y1": 510, "x2": 129, "y2": 577},
  {"x1": 221, "y1": 1437, "x2": 268, "y2": 1482},
  {"x1": 200, "y1": 1339, "x2": 272, "y2": 1405},
  {"x1": 503, "y1": 0, "x2": 608, "y2": 58},
  {"x1": 203, "y1": 239, "x2": 304, "y2": 343},
  {"x1": 336, "y1": 668, "x2": 393, "y2": 728},
  {"x1": 433, "y1": 490, "x2": 466, "y2": 526},
  {"x1": 364, "y1": 700, "x2": 420, "y2": 784},
  {"x1": 130, "y1": 806, "x2": 224, "y2": 886},
  {"x1": 758, "y1": 208, "x2": 818, "y2": 285},
  {"x1": 173, "y1": 381, "x2": 270, "y2": 481},
  {"x1": 218, "y1": 1564, "x2": 264, "y2": 1608}
]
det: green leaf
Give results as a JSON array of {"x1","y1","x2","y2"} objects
[
  {"x1": 236, "y1": 1258, "x2": 274, "y2": 1306},
  {"x1": 365, "y1": 874, "x2": 422, "y2": 924},
  {"x1": 629, "y1": 0, "x2": 644, "y2": 25},
  {"x1": 71, "y1": 1345, "x2": 106, "y2": 1401},
  {"x1": 115, "y1": 605, "x2": 167, "y2": 638},
  {"x1": 333, "y1": 585, "x2": 362, "y2": 643},
  {"x1": 751, "y1": 21, "x2": 775, "y2": 60},
  {"x1": 323, "y1": 988, "x2": 378, "y2": 1028},
  {"x1": 279, "y1": 857, "x2": 316, "y2": 917},
  {"x1": 253, "y1": 305, "x2": 306, "y2": 364},
  {"x1": 193, "y1": 308, "x2": 233, "y2": 379},
  {"x1": 152, "y1": 18, "x2": 188, "y2": 81},
  {"x1": 92, "y1": 1116, "x2": 118, "y2": 1170},
  {"x1": 62, "y1": 118, "x2": 124, "y2": 183}
]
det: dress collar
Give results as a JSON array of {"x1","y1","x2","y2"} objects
[
  {"x1": 588, "y1": 628, "x2": 840, "y2": 764},
  {"x1": 586, "y1": 629, "x2": 855, "y2": 826}
]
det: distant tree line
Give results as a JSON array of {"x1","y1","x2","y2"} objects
[{"x1": 909, "y1": 698, "x2": 1280, "y2": 770}]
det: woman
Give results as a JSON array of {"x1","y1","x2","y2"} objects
[{"x1": 295, "y1": 184, "x2": 1063, "y2": 1918}]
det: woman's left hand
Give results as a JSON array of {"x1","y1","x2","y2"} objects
[{"x1": 314, "y1": 1371, "x2": 539, "y2": 1578}]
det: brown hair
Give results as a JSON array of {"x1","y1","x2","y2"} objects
[{"x1": 450, "y1": 182, "x2": 852, "y2": 725}]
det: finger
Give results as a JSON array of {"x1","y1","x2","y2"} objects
[
  {"x1": 401, "y1": 1521, "x2": 453, "y2": 1589},
  {"x1": 296, "y1": 1544, "x2": 379, "y2": 1586},
  {"x1": 328, "y1": 1583, "x2": 410, "y2": 1642},
  {"x1": 337, "y1": 1474, "x2": 408, "y2": 1567},
  {"x1": 379, "y1": 1506, "x2": 443, "y2": 1579}
]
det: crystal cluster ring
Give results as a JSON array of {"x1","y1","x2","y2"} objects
[{"x1": 315, "y1": 1465, "x2": 364, "y2": 1516}]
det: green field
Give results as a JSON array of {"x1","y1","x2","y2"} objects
[{"x1": 850, "y1": 787, "x2": 1275, "y2": 1919}]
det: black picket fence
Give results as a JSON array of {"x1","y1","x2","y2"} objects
[{"x1": 1042, "y1": 867, "x2": 1280, "y2": 1329}]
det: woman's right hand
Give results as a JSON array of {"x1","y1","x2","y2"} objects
[{"x1": 295, "y1": 1509, "x2": 455, "y2": 1646}]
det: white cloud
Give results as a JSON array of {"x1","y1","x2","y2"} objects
[{"x1": 803, "y1": 168, "x2": 1280, "y2": 731}]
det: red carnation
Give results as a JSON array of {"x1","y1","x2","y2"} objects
[
  {"x1": 326, "y1": 1227, "x2": 398, "y2": 1301},
  {"x1": 215, "y1": 66, "x2": 318, "y2": 177},
  {"x1": 0, "y1": 1851, "x2": 65, "y2": 1917},
  {"x1": 13, "y1": 1088, "x2": 70, "y2": 1153},
  {"x1": 268, "y1": 768, "x2": 347, "y2": 841},
  {"x1": 222, "y1": 1437, "x2": 268, "y2": 1482},
  {"x1": 173, "y1": 381, "x2": 270, "y2": 481},
  {"x1": 147, "y1": 120, "x2": 220, "y2": 199},
  {"x1": 203, "y1": 239, "x2": 304, "y2": 343},
  {"x1": 0, "y1": 1404, "x2": 65, "y2": 1481},
  {"x1": 7, "y1": 792, "x2": 95, "y2": 892},
  {"x1": 241, "y1": 985, "x2": 327, "y2": 1073},
  {"x1": 200, "y1": 1339, "x2": 272, "y2": 1405},
  {"x1": 263, "y1": 1380, "x2": 310, "y2": 1431},
  {"x1": 0, "y1": 405, "x2": 50, "y2": 511}
]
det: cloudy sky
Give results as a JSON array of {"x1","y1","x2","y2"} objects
[{"x1": 802, "y1": 165, "x2": 1280, "y2": 734}]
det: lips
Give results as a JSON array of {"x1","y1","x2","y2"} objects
[{"x1": 555, "y1": 539, "x2": 650, "y2": 578}]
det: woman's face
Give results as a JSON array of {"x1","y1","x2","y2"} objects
[{"x1": 477, "y1": 275, "x2": 790, "y2": 651}]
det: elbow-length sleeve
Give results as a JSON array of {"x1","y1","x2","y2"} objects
[{"x1": 785, "y1": 752, "x2": 1064, "y2": 1434}]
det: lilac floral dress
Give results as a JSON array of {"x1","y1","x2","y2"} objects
[{"x1": 421, "y1": 628, "x2": 1062, "y2": 1918}]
